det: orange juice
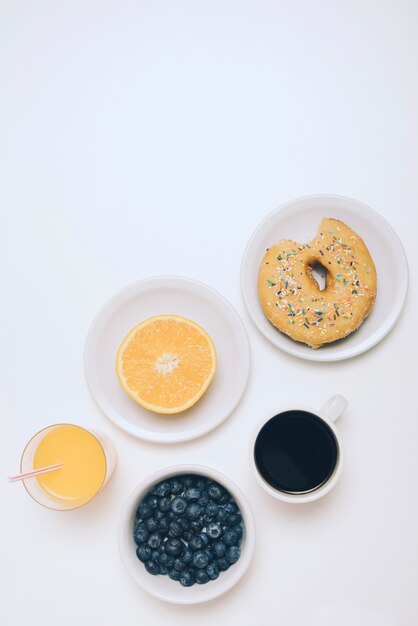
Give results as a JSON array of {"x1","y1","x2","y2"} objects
[{"x1": 33, "y1": 425, "x2": 107, "y2": 505}]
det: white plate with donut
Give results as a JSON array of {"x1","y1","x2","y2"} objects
[
  {"x1": 241, "y1": 194, "x2": 408, "y2": 361},
  {"x1": 85, "y1": 276, "x2": 250, "y2": 442}
]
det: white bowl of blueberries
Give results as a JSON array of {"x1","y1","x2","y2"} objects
[{"x1": 118, "y1": 464, "x2": 255, "y2": 604}]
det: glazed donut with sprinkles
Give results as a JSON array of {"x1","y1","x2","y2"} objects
[{"x1": 258, "y1": 217, "x2": 377, "y2": 348}]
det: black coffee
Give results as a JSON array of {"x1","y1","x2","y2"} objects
[{"x1": 254, "y1": 410, "x2": 338, "y2": 494}]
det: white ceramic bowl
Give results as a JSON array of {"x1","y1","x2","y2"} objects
[
  {"x1": 241, "y1": 194, "x2": 408, "y2": 361},
  {"x1": 118, "y1": 464, "x2": 255, "y2": 604}
]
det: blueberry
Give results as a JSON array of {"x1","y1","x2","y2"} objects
[
  {"x1": 190, "y1": 519, "x2": 203, "y2": 533},
  {"x1": 151, "y1": 549, "x2": 160, "y2": 562},
  {"x1": 178, "y1": 517, "x2": 190, "y2": 531},
  {"x1": 171, "y1": 497, "x2": 187, "y2": 515},
  {"x1": 153, "y1": 509, "x2": 165, "y2": 521},
  {"x1": 158, "y1": 496, "x2": 171, "y2": 512},
  {"x1": 168, "y1": 521, "x2": 183, "y2": 538},
  {"x1": 145, "y1": 559, "x2": 160, "y2": 575},
  {"x1": 158, "y1": 515, "x2": 170, "y2": 532},
  {"x1": 218, "y1": 491, "x2": 230, "y2": 504},
  {"x1": 159, "y1": 565, "x2": 169, "y2": 575},
  {"x1": 205, "y1": 501, "x2": 219, "y2": 517},
  {"x1": 226, "y1": 546, "x2": 241, "y2": 564},
  {"x1": 136, "y1": 544, "x2": 152, "y2": 562},
  {"x1": 180, "y1": 569, "x2": 195, "y2": 587},
  {"x1": 146, "y1": 495, "x2": 159, "y2": 509},
  {"x1": 183, "y1": 529, "x2": 194, "y2": 542},
  {"x1": 233, "y1": 524, "x2": 243, "y2": 540},
  {"x1": 206, "y1": 562, "x2": 219, "y2": 580},
  {"x1": 224, "y1": 501, "x2": 238, "y2": 514},
  {"x1": 212, "y1": 541, "x2": 227, "y2": 558},
  {"x1": 196, "y1": 478, "x2": 207, "y2": 491},
  {"x1": 198, "y1": 532, "x2": 210, "y2": 546},
  {"x1": 185, "y1": 503, "x2": 201, "y2": 521},
  {"x1": 147, "y1": 532, "x2": 162, "y2": 549},
  {"x1": 133, "y1": 523, "x2": 149, "y2": 545},
  {"x1": 153, "y1": 481, "x2": 171, "y2": 497},
  {"x1": 217, "y1": 557, "x2": 231, "y2": 572},
  {"x1": 137, "y1": 502, "x2": 153, "y2": 519},
  {"x1": 165, "y1": 538, "x2": 184, "y2": 556},
  {"x1": 225, "y1": 513, "x2": 242, "y2": 527},
  {"x1": 206, "y1": 522, "x2": 222, "y2": 540},
  {"x1": 159, "y1": 553, "x2": 174, "y2": 567},
  {"x1": 207, "y1": 484, "x2": 223, "y2": 501},
  {"x1": 145, "y1": 517, "x2": 159, "y2": 533},
  {"x1": 169, "y1": 479, "x2": 183, "y2": 495},
  {"x1": 183, "y1": 476, "x2": 195, "y2": 489},
  {"x1": 223, "y1": 528, "x2": 239, "y2": 546},
  {"x1": 168, "y1": 568, "x2": 181, "y2": 581},
  {"x1": 195, "y1": 569, "x2": 210, "y2": 584},
  {"x1": 198, "y1": 493, "x2": 210, "y2": 507},
  {"x1": 217, "y1": 508, "x2": 228, "y2": 523},
  {"x1": 181, "y1": 548, "x2": 193, "y2": 564},
  {"x1": 188, "y1": 535, "x2": 205, "y2": 551},
  {"x1": 193, "y1": 550, "x2": 209, "y2": 569},
  {"x1": 173, "y1": 558, "x2": 186, "y2": 571},
  {"x1": 204, "y1": 546, "x2": 214, "y2": 562},
  {"x1": 185, "y1": 487, "x2": 201, "y2": 501}
]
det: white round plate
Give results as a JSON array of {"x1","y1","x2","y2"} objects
[
  {"x1": 241, "y1": 194, "x2": 408, "y2": 361},
  {"x1": 85, "y1": 277, "x2": 250, "y2": 442},
  {"x1": 118, "y1": 464, "x2": 255, "y2": 604}
]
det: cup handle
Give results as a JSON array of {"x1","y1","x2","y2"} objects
[{"x1": 320, "y1": 394, "x2": 348, "y2": 422}]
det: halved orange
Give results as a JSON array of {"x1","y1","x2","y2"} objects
[{"x1": 116, "y1": 315, "x2": 217, "y2": 414}]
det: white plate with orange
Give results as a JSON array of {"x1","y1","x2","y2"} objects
[{"x1": 84, "y1": 277, "x2": 250, "y2": 443}]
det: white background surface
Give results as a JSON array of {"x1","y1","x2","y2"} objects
[{"x1": 1, "y1": 2, "x2": 417, "y2": 625}]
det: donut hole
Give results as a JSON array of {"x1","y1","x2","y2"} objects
[{"x1": 310, "y1": 261, "x2": 327, "y2": 291}]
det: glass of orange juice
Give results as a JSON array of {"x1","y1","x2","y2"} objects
[{"x1": 20, "y1": 424, "x2": 116, "y2": 510}]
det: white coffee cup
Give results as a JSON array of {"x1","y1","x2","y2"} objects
[{"x1": 251, "y1": 394, "x2": 347, "y2": 504}]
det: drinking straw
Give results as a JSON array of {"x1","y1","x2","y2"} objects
[{"x1": 7, "y1": 464, "x2": 63, "y2": 483}]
